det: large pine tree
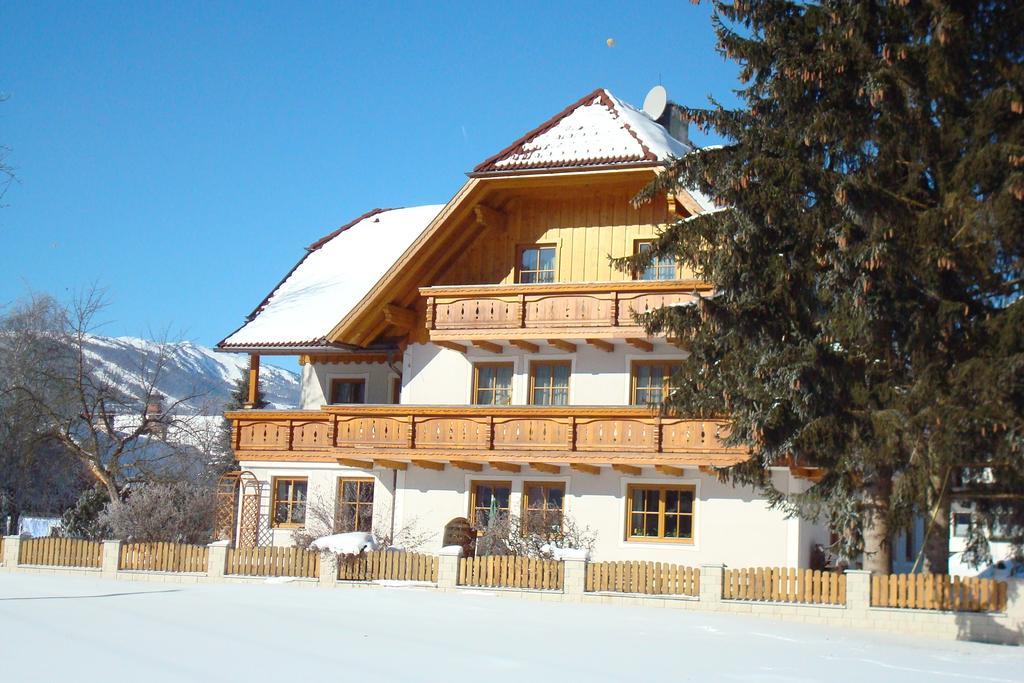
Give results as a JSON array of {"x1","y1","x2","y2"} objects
[{"x1": 624, "y1": 1, "x2": 1023, "y2": 571}]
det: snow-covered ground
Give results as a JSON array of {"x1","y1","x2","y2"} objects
[{"x1": 0, "y1": 573, "x2": 1020, "y2": 682}]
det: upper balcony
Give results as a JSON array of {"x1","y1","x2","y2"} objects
[
  {"x1": 420, "y1": 280, "x2": 710, "y2": 348},
  {"x1": 226, "y1": 405, "x2": 747, "y2": 472}
]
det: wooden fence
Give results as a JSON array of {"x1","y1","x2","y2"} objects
[
  {"x1": 723, "y1": 567, "x2": 846, "y2": 606},
  {"x1": 119, "y1": 542, "x2": 208, "y2": 573},
  {"x1": 337, "y1": 550, "x2": 438, "y2": 582},
  {"x1": 225, "y1": 545, "x2": 320, "y2": 578},
  {"x1": 19, "y1": 537, "x2": 103, "y2": 569},
  {"x1": 586, "y1": 561, "x2": 700, "y2": 596},
  {"x1": 458, "y1": 555, "x2": 564, "y2": 590},
  {"x1": 871, "y1": 573, "x2": 1007, "y2": 613}
]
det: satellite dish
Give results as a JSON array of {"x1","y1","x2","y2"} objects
[{"x1": 642, "y1": 85, "x2": 668, "y2": 120}]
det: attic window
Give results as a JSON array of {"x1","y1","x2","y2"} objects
[{"x1": 517, "y1": 245, "x2": 556, "y2": 284}]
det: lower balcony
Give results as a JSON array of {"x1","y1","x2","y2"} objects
[{"x1": 226, "y1": 406, "x2": 748, "y2": 472}]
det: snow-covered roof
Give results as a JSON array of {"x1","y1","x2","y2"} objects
[
  {"x1": 473, "y1": 88, "x2": 692, "y2": 175},
  {"x1": 219, "y1": 205, "x2": 444, "y2": 350}
]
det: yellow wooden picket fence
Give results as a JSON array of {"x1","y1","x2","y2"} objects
[
  {"x1": 586, "y1": 561, "x2": 700, "y2": 596},
  {"x1": 18, "y1": 537, "x2": 103, "y2": 569},
  {"x1": 458, "y1": 555, "x2": 563, "y2": 590},
  {"x1": 119, "y1": 542, "x2": 208, "y2": 573},
  {"x1": 871, "y1": 573, "x2": 1007, "y2": 613},
  {"x1": 225, "y1": 545, "x2": 320, "y2": 578},
  {"x1": 723, "y1": 567, "x2": 846, "y2": 606},
  {"x1": 337, "y1": 550, "x2": 438, "y2": 582}
]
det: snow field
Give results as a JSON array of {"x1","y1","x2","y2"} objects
[{"x1": 1, "y1": 573, "x2": 1021, "y2": 682}]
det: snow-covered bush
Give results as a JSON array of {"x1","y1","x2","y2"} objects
[
  {"x1": 97, "y1": 481, "x2": 217, "y2": 544},
  {"x1": 292, "y1": 494, "x2": 433, "y2": 552}
]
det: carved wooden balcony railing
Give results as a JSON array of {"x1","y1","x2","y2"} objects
[
  {"x1": 226, "y1": 406, "x2": 746, "y2": 468},
  {"x1": 420, "y1": 281, "x2": 711, "y2": 341}
]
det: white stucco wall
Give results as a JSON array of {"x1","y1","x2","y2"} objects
[
  {"x1": 236, "y1": 459, "x2": 398, "y2": 547},
  {"x1": 237, "y1": 460, "x2": 825, "y2": 567},
  {"x1": 401, "y1": 341, "x2": 689, "y2": 406},
  {"x1": 302, "y1": 361, "x2": 400, "y2": 409}
]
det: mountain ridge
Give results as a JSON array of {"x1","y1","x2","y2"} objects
[{"x1": 83, "y1": 335, "x2": 299, "y2": 412}]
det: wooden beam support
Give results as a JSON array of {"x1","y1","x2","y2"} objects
[
  {"x1": 245, "y1": 354, "x2": 260, "y2": 408},
  {"x1": 547, "y1": 339, "x2": 577, "y2": 353},
  {"x1": 585, "y1": 338, "x2": 614, "y2": 353},
  {"x1": 666, "y1": 337, "x2": 689, "y2": 351},
  {"x1": 411, "y1": 460, "x2": 446, "y2": 471},
  {"x1": 612, "y1": 464, "x2": 642, "y2": 476},
  {"x1": 338, "y1": 457, "x2": 374, "y2": 469},
  {"x1": 508, "y1": 340, "x2": 540, "y2": 353},
  {"x1": 489, "y1": 462, "x2": 521, "y2": 473},
  {"x1": 473, "y1": 204, "x2": 507, "y2": 232},
  {"x1": 529, "y1": 462, "x2": 561, "y2": 475},
  {"x1": 472, "y1": 340, "x2": 503, "y2": 354},
  {"x1": 570, "y1": 463, "x2": 601, "y2": 475},
  {"x1": 790, "y1": 466, "x2": 823, "y2": 482},
  {"x1": 374, "y1": 459, "x2": 408, "y2": 471},
  {"x1": 625, "y1": 338, "x2": 654, "y2": 352},
  {"x1": 655, "y1": 464, "x2": 685, "y2": 477},
  {"x1": 436, "y1": 341, "x2": 468, "y2": 354},
  {"x1": 382, "y1": 304, "x2": 417, "y2": 331},
  {"x1": 450, "y1": 460, "x2": 484, "y2": 472},
  {"x1": 699, "y1": 465, "x2": 717, "y2": 475}
]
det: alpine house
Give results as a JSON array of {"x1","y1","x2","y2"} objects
[{"x1": 217, "y1": 88, "x2": 830, "y2": 566}]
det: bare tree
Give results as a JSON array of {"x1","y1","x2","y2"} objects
[
  {"x1": 1, "y1": 289, "x2": 210, "y2": 505},
  {"x1": 0, "y1": 93, "x2": 15, "y2": 207}
]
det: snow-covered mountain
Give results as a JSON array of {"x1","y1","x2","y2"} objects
[{"x1": 83, "y1": 336, "x2": 299, "y2": 412}]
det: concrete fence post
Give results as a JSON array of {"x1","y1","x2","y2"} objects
[
  {"x1": 700, "y1": 563, "x2": 725, "y2": 606},
  {"x1": 844, "y1": 569, "x2": 872, "y2": 613},
  {"x1": 2, "y1": 535, "x2": 20, "y2": 569},
  {"x1": 562, "y1": 557, "x2": 586, "y2": 600},
  {"x1": 437, "y1": 545, "x2": 463, "y2": 591},
  {"x1": 1003, "y1": 579, "x2": 1024, "y2": 623},
  {"x1": 101, "y1": 539, "x2": 123, "y2": 576},
  {"x1": 207, "y1": 540, "x2": 230, "y2": 579},
  {"x1": 319, "y1": 552, "x2": 338, "y2": 589}
]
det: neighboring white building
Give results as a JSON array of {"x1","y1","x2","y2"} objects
[{"x1": 216, "y1": 88, "x2": 831, "y2": 567}]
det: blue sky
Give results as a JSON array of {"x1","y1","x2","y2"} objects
[{"x1": 0, "y1": 1, "x2": 741, "y2": 369}]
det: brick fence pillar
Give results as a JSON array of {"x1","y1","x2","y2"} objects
[
  {"x1": 101, "y1": 539, "x2": 122, "y2": 576},
  {"x1": 844, "y1": 569, "x2": 872, "y2": 612},
  {"x1": 319, "y1": 552, "x2": 338, "y2": 588},
  {"x1": 2, "y1": 535, "x2": 20, "y2": 569},
  {"x1": 700, "y1": 563, "x2": 725, "y2": 606},
  {"x1": 437, "y1": 545, "x2": 463, "y2": 591},
  {"x1": 207, "y1": 540, "x2": 230, "y2": 579},
  {"x1": 562, "y1": 557, "x2": 586, "y2": 600}
]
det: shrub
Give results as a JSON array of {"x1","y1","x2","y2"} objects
[
  {"x1": 476, "y1": 513, "x2": 596, "y2": 559},
  {"x1": 97, "y1": 482, "x2": 217, "y2": 544}
]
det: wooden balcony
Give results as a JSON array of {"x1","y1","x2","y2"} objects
[
  {"x1": 226, "y1": 405, "x2": 747, "y2": 471},
  {"x1": 420, "y1": 281, "x2": 711, "y2": 343}
]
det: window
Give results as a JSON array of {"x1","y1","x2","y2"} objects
[
  {"x1": 271, "y1": 477, "x2": 308, "y2": 528},
  {"x1": 337, "y1": 478, "x2": 375, "y2": 533},
  {"x1": 473, "y1": 363, "x2": 513, "y2": 405},
  {"x1": 634, "y1": 240, "x2": 677, "y2": 281},
  {"x1": 329, "y1": 378, "x2": 365, "y2": 404},
  {"x1": 469, "y1": 481, "x2": 512, "y2": 530},
  {"x1": 522, "y1": 482, "x2": 565, "y2": 536},
  {"x1": 517, "y1": 244, "x2": 556, "y2": 284},
  {"x1": 530, "y1": 361, "x2": 570, "y2": 406},
  {"x1": 952, "y1": 513, "x2": 971, "y2": 538},
  {"x1": 625, "y1": 484, "x2": 695, "y2": 543},
  {"x1": 903, "y1": 528, "x2": 914, "y2": 563},
  {"x1": 631, "y1": 360, "x2": 682, "y2": 406},
  {"x1": 391, "y1": 377, "x2": 402, "y2": 405}
]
